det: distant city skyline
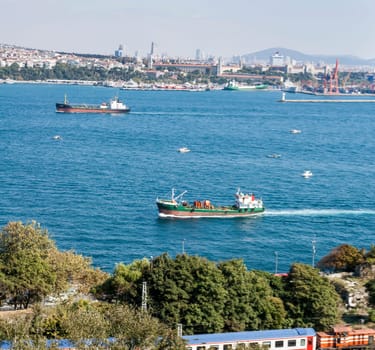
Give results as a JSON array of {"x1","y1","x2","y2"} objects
[{"x1": 2, "y1": 0, "x2": 375, "y2": 59}]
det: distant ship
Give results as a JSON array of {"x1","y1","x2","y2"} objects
[
  {"x1": 56, "y1": 95, "x2": 130, "y2": 114},
  {"x1": 156, "y1": 188, "x2": 265, "y2": 218},
  {"x1": 282, "y1": 79, "x2": 299, "y2": 93},
  {"x1": 223, "y1": 80, "x2": 268, "y2": 91}
]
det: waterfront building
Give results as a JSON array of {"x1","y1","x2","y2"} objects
[{"x1": 271, "y1": 51, "x2": 284, "y2": 66}]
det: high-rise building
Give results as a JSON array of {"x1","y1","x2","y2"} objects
[
  {"x1": 195, "y1": 49, "x2": 202, "y2": 61},
  {"x1": 150, "y1": 42, "x2": 156, "y2": 56},
  {"x1": 270, "y1": 51, "x2": 284, "y2": 66},
  {"x1": 115, "y1": 44, "x2": 123, "y2": 58}
]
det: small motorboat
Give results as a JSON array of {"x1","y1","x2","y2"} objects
[
  {"x1": 267, "y1": 153, "x2": 281, "y2": 159},
  {"x1": 290, "y1": 129, "x2": 301, "y2": 134},
  {"x1": 302, "y1": 170, "x2": 313, "y2": 178},
  {"x1": 178, "y1": 147, "x2": 190, "y2": 153},
  {"x1": 53, "y1": 135, "x2": 63, "y2": 140}
]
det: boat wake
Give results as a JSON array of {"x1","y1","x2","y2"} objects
[{"x1": 266, "y1": 209, "x2": 375, "y2": 217}]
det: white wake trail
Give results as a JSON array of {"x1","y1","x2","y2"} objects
[{"x1": 265, "y1": 209, "x2": 375, "y2": 216}]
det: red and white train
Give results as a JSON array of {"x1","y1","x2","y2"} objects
[{"x1": 183, "y1": 325, "x2": 375, "y2": 350}]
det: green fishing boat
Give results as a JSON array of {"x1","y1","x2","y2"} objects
[{"x1": 156, "y1": 189, "x2": 265, "y2": 218}]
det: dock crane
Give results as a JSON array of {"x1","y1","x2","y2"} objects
[
  {"x1": 342, "y1": 71, "x2": 351, "y2": 91},
  {"x1": 329, "y1": 59, "x2": 339, "y2": 94}
]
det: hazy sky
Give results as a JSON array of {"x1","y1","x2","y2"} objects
[{"x1": 2, "y1": 0, "x2": 375, "y2": 59}]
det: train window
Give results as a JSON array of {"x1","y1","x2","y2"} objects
[
  {"x1": 262, "y1": 341, "x2": 271, "y2": 348},
  {"x1": 224, "y1": 345, "x2": 233, "y2": 350},
  {"x1": 208, "y1": 346, "x2": 219, "y2": 350},
  {"x1": 288, "y1": 340, "x2": 296, "y2": 347},
  {"x1": 300, "y1": 339, "x2": 306, "y2": 346},
  {"x1": 249, "y1": 342, "x2": 260, "y2": 349},
  {"x1": 237, "y1": 343, "x2": 247, "y2": 350},
  {"x1": 197, "y1": 346, "x2": 206, "y2": 350},
  {"x1": 369, "y1": 336, "x2": 374, "y2": 345},
  {"x1": 275, "y1": 340, "x2": 284, "y2": 347}
]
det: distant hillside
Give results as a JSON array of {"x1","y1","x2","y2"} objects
[{"x1": 241, "y1": 47, "x2": 375, "y2": 66}]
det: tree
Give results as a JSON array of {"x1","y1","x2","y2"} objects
[
  {"x1": 364, "y1": 244, "x2": 375, "y2": 264},
  {"x1": 0, "y1": 221, "x2": 107, "y2": 310},
  {"x1": 103, "y1": 303, "x2": 165, "y2": 350},
  {"x1": 155, "y1": 327, "x2": 187, "y2": 350},
  {"x1": 218, "y1": 260, "x2": 287, "y2": 331},
  {"x1": 147, "y1": 253, "x2": 227, "y2": 334},
  {"x1": 317, "y1": 244, "x2": 365, "y2": 272},
  {"x1": 218, "y1": 259, "x2": 255, "y2": 331},
  {"x1": 93, "y1": 259, "x2": 149, "y2": 304},
  {"x1": 283, "y1": 263, "x2": 340, "y2": 330},
  {"x1": 0, "y1": 221, "x2": 57, "y2": 309},
  {"x1": 245, "y1": 270, "x2": 287, "y2": 330},
  {"x1": 366, "y1": 279, "x2": 375, "y2": 306},
  {"x1": 48, "y1": 249, "x2": 108, "y2": 295}
]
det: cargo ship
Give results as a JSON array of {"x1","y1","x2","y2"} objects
[
  {"x1": 156, "y1": 189, "x2": 265, "y2": 218},
  {"x1": 56, "y1": 95, "x2": 130, "y2": 113}
]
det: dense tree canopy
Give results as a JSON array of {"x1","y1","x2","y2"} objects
[
  {"x1": 218, "y1": 260, "x2": 287, "y2": 331},
  {"x1": 0, "y1": 221, "x2": 56, "y2": 309},
  {"x1": 283, "y1": 263, "x2": 340, "y2": 331},
  {"x1": 94, "y1": 259, "x2": 149, "y2": 305},
  {"x1": 0, "y1": 221, "x2": 107, "y2": 310},
  {"x1": 94, "y1": 254, "x2": 347, "y2": 334},
  {"x1": 147, "y1": 254, "x2": 227, "y2": 334},
  {"x1": 0, "y1": 302, "x2": 186, "y2": 350},
  {"x1": 364, "y1": 245, "x2": 375, "y2": 264},
  {"x1": 317, "y1": 244, "x2": 365, "y2": 272},
  {"x1": 0, "y1": 220, "x2": 365, "y2": 340}
]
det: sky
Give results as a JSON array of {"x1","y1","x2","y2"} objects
[{"x1": 2, "y1": 0, "x2": 375, "y2": 59}]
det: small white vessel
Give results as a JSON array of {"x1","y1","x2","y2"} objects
[
  {"x1": 302, "y1": 170, "x2": 313, "y2": 178},
  {"x1": 282, "y1": 79, "x2": 299, "y2": 93},
  {"x1": 53, "y1": 135, "x2": 63, "y2": 140},
  {"x1": 178, "y1": 147, "x2": 190, "y2": 153},
  {"x1": 290, "y1": 129, "x2": 301, "y2": 134},
  {"x1": 267, "y1": 154, "x2": 281, "y2": 159}
]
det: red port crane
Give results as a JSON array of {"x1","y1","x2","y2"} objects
[{"x1": 329, "y1": 59, "x2": 339, "y2": 94}]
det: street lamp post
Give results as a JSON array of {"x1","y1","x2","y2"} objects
[
  {"x1": 312, "y1": 237, "x2": 316, "y2": 267},
  {"x1": 274, "y1": 251, "x2": 278, "y2": 274}
]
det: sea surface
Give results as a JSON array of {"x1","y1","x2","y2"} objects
[{"x1": 0, "y1": 83, "x2": 374, "y2": 273}]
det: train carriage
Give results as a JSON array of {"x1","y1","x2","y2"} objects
[
  {"x1": 317, "y1": 325, "x2": 375, "y2": 350},
  {"x1": 183, "y1": 328, "x2": 316, "y2": 350}
]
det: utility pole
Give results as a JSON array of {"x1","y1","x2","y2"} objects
[
  {"x1": 141, "y1": 281, "x2": 147, "y2": 312},
  {"x1": 177, "y1": 323, "x2": 183, "y2": 337},
  {"x1": 274, "y1": 251, "x2": 278, "y2": 274},
  {"x1": 312, "y1": 237, "x2": 317, "y2": 268}
]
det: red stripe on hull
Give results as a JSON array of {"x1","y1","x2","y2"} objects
[{"x1": 56, "y1": 108, "x2": 130, "y2": 114}]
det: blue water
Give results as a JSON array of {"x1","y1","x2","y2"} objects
[{"x1": 0, "y1": 84, "x2": 374, "y2": 273}]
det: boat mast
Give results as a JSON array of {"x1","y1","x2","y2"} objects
[{"x1": 174, "y1": 190, "x2": 187, "y2": 201}]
